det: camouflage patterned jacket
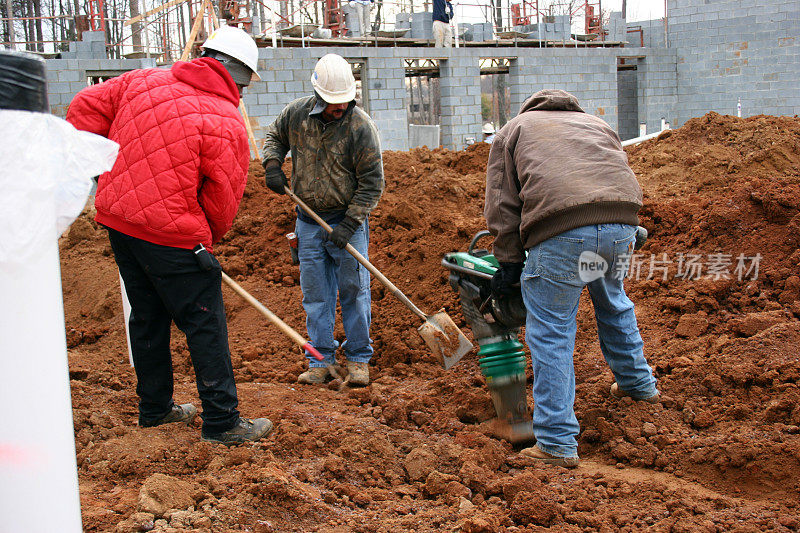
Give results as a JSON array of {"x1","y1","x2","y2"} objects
[{"x1": 261, "y1": 95, "x2": 384, "y2": 224}]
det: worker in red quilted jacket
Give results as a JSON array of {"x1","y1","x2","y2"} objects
[{"x1": 66, "y1": 26, "x2": 272, "y2": 445}]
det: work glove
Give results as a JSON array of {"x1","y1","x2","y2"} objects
[
  {"x1": 491, "y1": 262, "x2": 524, "y2": 299},
  {"x1": 263, "y1": 163, "x2": 288, "y2": 195},
  {"x1": 328, "y1": 216, "x2": 360, "y2": 249}
]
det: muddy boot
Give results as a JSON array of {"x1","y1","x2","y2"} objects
[
  {"x1": 201, "y1": 417, "x2": 273, "y2": 445},
  {"x1": 346, "y1": 361, "x2": 369, "y2": 386},
  {"x1": 297, "y1": 366, "x2": 331, "y2": 384},
  {"x1": 520, "y1": 445, "x2": 579, "y2": 468},
  {"x1": 610, "y1": 382, "x2": 660, "y2": 404},
  {"x1": 140, "y1": 403, "x2": 197, "y2": 427}
]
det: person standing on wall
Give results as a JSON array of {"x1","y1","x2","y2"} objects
[
  {"x1": 66, "y1": 26, "x2": 274, "y2": 445},
  {"x1": 484, "y1": 89, "x2": 659, "y2": 468},
  {"x1": 261, "y1": 53, "x2": 384, "y2": 387},
  {"x1": 349, "y1": 0, "x2": 374, "y2": 37},
  {"x1": 433, "y1": 0, "x2": 454, "y2": 47}
]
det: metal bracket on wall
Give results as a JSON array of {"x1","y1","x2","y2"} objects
[
  {"x1": 404, "y1": 58, "x2": 442, "y2": 77},
  {"x1": 479, "y1": 57, "x2": 513, "y2": 75}
]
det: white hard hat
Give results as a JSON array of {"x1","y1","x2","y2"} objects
[
  {"x1": 311, "y1": 54, "x2": 356, "y2": 104},
  {"x1": 482, "y1": 123, "x2": 495, "y2": 134},
  {"x1": 202, "y1": 26, "x2": 261, "y2": 81}
]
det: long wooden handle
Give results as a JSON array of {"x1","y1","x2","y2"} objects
[
  {"x1": 284, "y1": 187, "x2": 427, "y2": 321},
  {"x1": 221, "y1": 271, "x2": 322, "y2": 360}
]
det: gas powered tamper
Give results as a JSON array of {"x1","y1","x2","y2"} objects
[{"x1": 442, "y1": 231, "x2": 534, "y2": 444}]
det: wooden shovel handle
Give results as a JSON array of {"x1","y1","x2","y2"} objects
[
  {"x1": 284, "y1": 187, "x2": 427, "y2": 321},
  {"x1": 221, "y1": 271, "x2": 323, "y2": 361}
]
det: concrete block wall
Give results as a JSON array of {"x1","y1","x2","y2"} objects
[
  {"x1": 40, "y1": 0, "x2": 800, "y2": 153},
  {"x1": 251, "y1": 46, "x2": 625, "y2": 151},
  {"x1": 59, "y1": 30, "x2": 105, "y2": 60},
  {"x1": 667, "y1": 0, "x2": 800, "y2": 124},
  {"x1": 617, "y1": 69, "x2": 639, "y2": 140},
  {"x1": 247, "y1": 47, "x2": 410, "y2": 151},
  {"x1": 626, "y1": 18, "x2": 667, "y2": 49},
  {"x1": 509, "y1": 48, "x2": 620, "y2": 131},
  {"x1": 410, "y1": 12, "x2": 433, "y2": 40},
  {"x1": 515, "y1": 15, "x2": 571, "y2": 42},
  {"x1": 632, "y1": 47, "x2": 678, "y2": 136},
  {"x1": 606, "y1": 12, "x2": 626, "y2": 42},
  {"x1": 439, "y1": 53, "x2": 483, "y2": 149},
  {"x1": 46, "y1": 58, "x2": 154, "y2": 116}
]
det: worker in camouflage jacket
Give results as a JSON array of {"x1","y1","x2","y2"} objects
[{"x1": 262, "y1": 53, "x2": 384, "y2": 387}]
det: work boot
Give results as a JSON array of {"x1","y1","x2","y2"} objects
[
  {"x1": 297, "y1": 366, "x2": 331, "y2": 384},
  {"x1": 201, "y1": 417, "x2": 273, "y2": 445},
  {"x1": 520, "y1": 445, "x2": 579, "y2": 468},
  {"x1": 346, "y1": 361, "x2": 369, "y2": 386},
  {"x1": 610, "y1": 382, "x2": 660, "y2": 404},
  {"x1": 140, "y1": 403, "x2": 197, "y2": 428}
]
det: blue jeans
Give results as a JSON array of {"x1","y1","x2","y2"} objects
[
  {"x1": 521, "y1": 224, "x2": 658, "y2": 458},
  {"x1": 296, "y1": 217, "x2": 373, "y2": 366}
]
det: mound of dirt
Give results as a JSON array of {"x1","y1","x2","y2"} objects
[{"x1": 61, "y1": 114, "x2": 800, "y2": 532}]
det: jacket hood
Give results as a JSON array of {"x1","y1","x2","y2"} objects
[
  {"x1": 172, "y1": 57, "x2": 240, "y2": 106},
  {"x1": 519, "y1": 89, "x2": 584, "y2": 114}
]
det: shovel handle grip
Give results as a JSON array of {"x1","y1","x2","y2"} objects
[
  {"x1": 302, "y1": 342, "x2": 324, "y2": 361},
  {"x1": 221, "y1": 271, "x2": 322, "y2": 359},
  {"x1": 285, "y1": 186, "x2": 427, "y2": 321}
]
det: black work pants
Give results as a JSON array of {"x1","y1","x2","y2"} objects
[{"x1": 107, "y1": 228, "x2": 239, "y2": 434}]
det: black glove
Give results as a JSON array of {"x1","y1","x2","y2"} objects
[
  {"x1": 491, "y1": 262, "x2": 524, "y2": 298},
  {"x1": 263, "y1": 163, "x2": 288, "y2": 195},
  {"x1": 328, "y1": 216, "x2": 360, "y2": 249}
]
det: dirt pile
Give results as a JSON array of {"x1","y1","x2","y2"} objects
[{"x1": 61, "y1": 114, "x2": 800, "y2": 532}]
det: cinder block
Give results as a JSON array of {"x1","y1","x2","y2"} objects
[
  {"x1": 57, "y1": 69, "x2": 82, "y2": 82},
  {"x1": 69, "y1": 81, "x2": 88, "y2": 93},
  {"x1": 275, "y1": 70, "x2": 294, "y2": 82},
  {"x1": 257, "y1": 92, "x2": 279, "y2": 105},
  {"x1": 284, "y1": 81, "x2": 305, "y2": 92}
]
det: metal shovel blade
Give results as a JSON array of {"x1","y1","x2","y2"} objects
[{"x1": 417, "y1": 309, "x2": 474, "y2": 369}]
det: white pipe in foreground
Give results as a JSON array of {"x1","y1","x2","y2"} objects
[
  {"x1": 621, "y1": 128, "x2": 671, "y2": 147},
  {"x1": 0, "y1": 111, "x2": 118, "y2": 533},
  {"x1": 119, "y1": 271, "x2": 135, "y2": 367}
]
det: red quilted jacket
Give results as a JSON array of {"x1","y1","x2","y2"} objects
[{"x1": 66, "y1": 57, "x2": 249, "y2": 252}]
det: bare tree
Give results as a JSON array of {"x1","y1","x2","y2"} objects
[
  {"x1": 32, "y1": 0, "x2": 43, "y2": 50},
  {"x1": 490, "y1": 0, "x2": 501, "y2": 30},
  {"x1": 129, "y1": 0, "x2": 142, "y2": 52}
]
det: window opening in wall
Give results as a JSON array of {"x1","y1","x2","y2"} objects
[
  {"x1": 479, "y1": 58, "x2": 511, "y2": 131},
  {"x1": 349, "y1": 60, "x2": 367, "y2": 113},
  {"x1": 86, "y1": 70, "x2": 132, "y2": 85},
  {"x1": 404, "y1": 58, "x2": 440, "y2": 126}
]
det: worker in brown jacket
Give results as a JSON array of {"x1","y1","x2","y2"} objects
[{"x1": 484, "y1": 89, "x2": 659, "y2": 468}]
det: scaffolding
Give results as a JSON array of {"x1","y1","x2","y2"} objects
[{"x1": 1, "y1": 0, "x2": 629, "y2": 57}]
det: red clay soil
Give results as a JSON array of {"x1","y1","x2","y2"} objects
[{"x1": 61, "y1": 112, "x2": 800, "y2": 532}]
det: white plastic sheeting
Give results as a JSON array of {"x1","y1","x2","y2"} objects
[{"x1": 0, "y1": 110, "x2": 119, "y2": 533}]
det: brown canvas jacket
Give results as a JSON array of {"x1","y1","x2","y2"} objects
[
  {"x1": 261, "y1": 95, "x2": 384, "y2": 224},
  {"x1": 484, "y1": 90, "x2": 642, "y2": 263}
]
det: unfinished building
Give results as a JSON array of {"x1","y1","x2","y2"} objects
[{"x1": 6, "y1": 0, "x2": 799, "y2": 151}]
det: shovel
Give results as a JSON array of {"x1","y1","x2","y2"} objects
[
  {"x1": 285, "y1": 187, "x2": 474, "y2": 369},
  {"x1": 221, "y1": 271, "x2": 346, "y2": 382}
]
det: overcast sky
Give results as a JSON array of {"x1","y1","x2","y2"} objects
[{"x1": 609, "y1": 0, "x2": 666, "y2": 21}]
